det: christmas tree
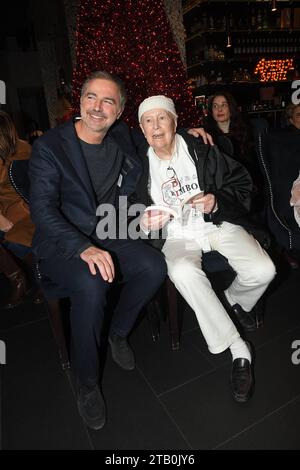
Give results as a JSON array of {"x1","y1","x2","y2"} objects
[{"x1": 72, "y1": 0, "x2": 200, "y2": 127}]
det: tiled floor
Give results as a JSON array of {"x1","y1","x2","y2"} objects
[{"x1": 1, "y1": 264, "x2": 300, "y2": 450}]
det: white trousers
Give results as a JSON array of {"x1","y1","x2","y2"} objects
[{"x1": 162, "y1": 222, "x2": 276, "y2": 354}]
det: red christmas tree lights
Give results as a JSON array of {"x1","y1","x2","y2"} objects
[{"x1": 72, "y1": 0, "x2": 200, "y2": 127}]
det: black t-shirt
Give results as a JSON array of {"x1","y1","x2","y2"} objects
[{"x1": 79, "y1": 135, "x2": 124, "y2": 206}]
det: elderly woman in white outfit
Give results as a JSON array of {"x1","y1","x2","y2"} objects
[{"x1": 136, "y1": 95, "x2": 276, "y2": 403}]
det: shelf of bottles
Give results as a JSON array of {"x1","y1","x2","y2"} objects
[
  {"x1": 184, "y1": 3, "x2": 300, "y2": 38},
  {"x1": 184, "y1": 1, "x2": 300, "y2": 88},
  {"x1": 189, "y1": 67, "x2": 299, "y2": 95},
  {"x1": 186, "y1": 5, "x2": 300, "y2": 66},
  {"x1": 187, "y1": 34, "x2": 300, "y2": 69}
]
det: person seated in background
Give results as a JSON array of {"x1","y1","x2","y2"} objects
[
  {"x1": 204, "y1": 91, "x2": 264, "y2": 215},
  {"x1": 54, "y1": 95, "x2": 73, "y2": 126},
  {"x1": 290, "y1": 172, "x2": 300, "y2": 228},
  {"x1": 136, "y1": 95, "x2": 276, "y2": 403},
  {"x1": 0, "y1": 111, "x2": 39, "y2": 308},
  {"x1": 285, "y1": 102, "x2": 300, "y2": 132},
  {"x1": 23, "y1": 116, "x2": 44, "y2": 146},
  {"x1": 260, "y1": 103, "x2": 300, "y2": 268}
]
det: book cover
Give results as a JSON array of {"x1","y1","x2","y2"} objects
[
  {"x1": 144, "y1": 192, "x2": 205, "y2": 219},
  {"x1": 144, "y1": 205, "x2": 180, "y2": 219}
]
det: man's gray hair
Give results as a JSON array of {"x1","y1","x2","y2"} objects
[
  {"x1": 80, "y1": 71, "x2": 127, "y2": 109},
  {"x1": 286, "y1": 101, "x2": 300, "y2": 120}
]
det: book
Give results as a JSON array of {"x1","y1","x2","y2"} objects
[
  {"x1": 144, "y1": 205, "x2": 181, "y2": 219},
  {"x1": 144, "y1": 192, "x2": 205, "y2": 219}
]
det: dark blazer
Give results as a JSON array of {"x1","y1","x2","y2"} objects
[{"x1": 29, "y1": 119, "x2": 141, "y2": 260}]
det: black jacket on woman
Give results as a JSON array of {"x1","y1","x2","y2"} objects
[{"x1": 204, "y1": 122, "x2": 265, "y2": 215}]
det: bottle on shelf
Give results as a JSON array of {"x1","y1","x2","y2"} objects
[
  {"x1": 236, "y1": 38, "x2": 241, "y2": 55},
  {"x1": 250, "y1": 7, "x2": 256, "y2": 29},
  {"x1": 249, "y1": 38, "x2": 254, "y2": 54},
  {"x1": 257, "y1": 9, "x2": 262, "y2": 30},
  {"x1": 262, "y1": 8, "x2": 269, "y2": 29},
  {"x1": 190, "y1": 17, "x2": 199, "y2": 35},
  {"x1": 243, "y1": 69, "x2": 251, "y2": 82},
  {"x1": 208, "y1": 44, "x2": 214, "y2": 60},
  {"x1": 236, "y1": 68, "x2": 244, "y2": 82},
  {"x1": 281, "y1": 8, "x2": 291, "y2": 29},
  {"x1": 201, "y1": 11, "x2": 207, "y2": 30},
  {"x1": 216, "y1": 71, "x2": 223, "y2": 83},
  {"x1": 293, "y1": 67, "x2": 300, "y2": 81},
  {"x1": 221, "y1": 15, "x2": 226, "y2": 31},
  {"x1": 208, "y1": 70, "x2": 216, "y2": 85},
  {"x1": 275, "y1": 13, "x2": 281, "y2": 29},
  {"x1": 203, "y1": 43, "x2": 209, "y2": 60}
]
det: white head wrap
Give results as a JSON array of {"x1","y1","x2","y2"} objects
[{"x1": 138, "y1": 95, "x2": 177, "y2": 122}]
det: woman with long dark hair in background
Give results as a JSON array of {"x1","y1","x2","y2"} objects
[
  {"x1": 204, "y1": 91, "x2": 264, "y2": 214},
  {"x1": 0, "y1": 111, "x2": 38, "y2": 308}
]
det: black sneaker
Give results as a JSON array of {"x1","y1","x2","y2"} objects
[
  {"x1": 77, "y1": 385, "x2": 106, "y2": 430},
  {"x1": 108, "y1": 333, "x2": 135, "y2": 371}
]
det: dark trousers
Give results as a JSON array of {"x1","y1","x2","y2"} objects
[{"x1": 39, "y1": 238, "x2": 166, "y2": 387}]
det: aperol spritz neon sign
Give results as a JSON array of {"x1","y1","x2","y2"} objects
[{"x1": 254, "y1": 58, "x2": 294, "y2": 82}]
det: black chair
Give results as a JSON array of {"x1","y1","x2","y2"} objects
[
  {"x1": 34, "y1": 264, "x2": 71, "y2": 370},
  {"x1": 8, "y1": 159, "x2": 70, "y2": 370}
]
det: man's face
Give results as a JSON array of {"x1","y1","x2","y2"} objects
[
  {"x1": 290, "y1": 106, "x2": 300, "y2": 130},
  {"x1": 79, "y1": 78, "x2": 123, "y2": 140},
  {"x1": 212, "y1": 95, "x2": 230, "y2": 124},
  {"x1": 140, "y1": 109, "x2": 177, "y2": 155}
]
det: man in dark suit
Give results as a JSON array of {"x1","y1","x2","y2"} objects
[{"x1": 29, "y1": 71, "x2": 167, "y2": 430}]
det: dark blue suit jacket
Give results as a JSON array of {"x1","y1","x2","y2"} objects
[{"x1": 29, "y1": 119, "x2": 142, "y2": 260}]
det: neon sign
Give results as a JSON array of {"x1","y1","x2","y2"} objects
[{"x1": 254, "y1": 58, "x2": 294, "y2": 82}]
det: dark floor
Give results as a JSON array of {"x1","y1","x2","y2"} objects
[{"x1": 1, "y1": 262, "x2": 300, "y2": 450}]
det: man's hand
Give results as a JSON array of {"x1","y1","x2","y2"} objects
[
  {"x1": 80, "y1": 246, "x2": 115, "y2": 282},
  {"x1": 193, "y1": 193, "x2": 217, "y2": 213},
  {"x1": 0, "y1": 214, "x2": 14, "y2": 232},
  {"x1": 187, "y1": 128, "x2": 213, "y2": 145},
  {"x1": 140, "y1": 210, "x2": 172, "y2": 231},
  {"x1": 290, "y1": 180, "x2": 300, "y2": 206}
]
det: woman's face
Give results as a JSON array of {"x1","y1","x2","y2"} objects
[
  {"x1": 290, "y1": 105, "x2": 300, "y2": 130},
  {"x1": 140, "y1": 109, "x2": 177, "y2": 157},
  {"x1": 211, "y1": 95, "x2": 231, "y2": 125}
]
